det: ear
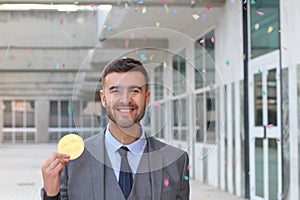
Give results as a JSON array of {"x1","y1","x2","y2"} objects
[
  {"x1": 145, "y1": 90, "x2": 151, "y2": 107},
  {"x1": 100, "y1": 89, "x2": 106, "y2": 108}
]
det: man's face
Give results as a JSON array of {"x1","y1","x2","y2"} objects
[{"x1": 100, "y1": 71, "x2": 150, "y2": 129}]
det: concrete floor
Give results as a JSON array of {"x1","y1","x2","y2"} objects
[{"x1": 0, "y1": 144, "x2": 245, "y2": 200}]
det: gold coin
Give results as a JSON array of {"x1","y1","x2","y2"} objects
[{"x1": 58, "y1": 134, "x2": 84, "y2": 160}]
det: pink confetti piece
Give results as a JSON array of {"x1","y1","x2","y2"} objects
[
  {"x1": 210, "y1": 36, "x2": 215, "y2": 43},
  {"x1": 267, "y1": 124, "x2": 274, "y2": 129},
  {"x1": 206, "y1": 4, "x2": 211, "y2": 10},
  {"x1": 190, "y1": 0, "x2": 195, "y2": 6},
  {"x1": 143, "y1": 35, "x2": 147, "y2": 43},
  {"x1": 60, "y1": 17, "x2": 64, "y2": 25},
  {"x1": 164, "y1": 179, "x2": 169, "y2": 186},
  {"x1": 125, "y1": 39, "x2": 129, "y2": 48},
  {"x1": 256, "y1": 11, "x2": 264, "y2": 16},
  {"x1": 130, "y1": 32, "x2": 135, "y2": 39},
  {"x1": 155, "y1": 102, "x2": 161, "y2": 107},
  {"x1": 187, "y1": 165, "x2": 191, "y2": 171},
  {"x1": 283, "y1": 47, "x2": 288, "y2": 50},
  {"x1": 90, "y1": 3, "x2": 95, "y2": 8},
  {"x1": 276, "y1": 138, "x2": 281, "y2": 143},
  {"x1": 167, "y1": 131, "x2": 171, "y2": 137},
  {"x1": 48, "y1": 89, "x2": 53, "y2": 93},
  {"x1": 199, "y1": 39, "x2": 205, "y2": 44}
]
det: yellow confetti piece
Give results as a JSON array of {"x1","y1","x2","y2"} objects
[
  {"x1": 192, "y1": 14, "x2": 200, "y2": 20},
  {"x1": 156, "y1": 22, "x2": 160, "y2": 27},
  {"x1": 76, "y1": 17, "x2": 85, "y2": 25},
  {"x1": 254, "y1": 23, "x2": 260, "y2": 30},
  {"x1": 267, "y1": 26, "x2": 273, "y2": 33},
  {"x1": 142, "y1": 6, "x2": 147, "y2": 14}
]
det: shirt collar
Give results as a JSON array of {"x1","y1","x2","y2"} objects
[{"x1": 105, "y1": 123, "x2": 147, "y2": 154}]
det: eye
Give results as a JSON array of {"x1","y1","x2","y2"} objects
[{"x1": 131, "y1": 88, "x2": 140, "y2": 93}]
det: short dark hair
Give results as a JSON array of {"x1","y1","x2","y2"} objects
[{"x1": 101, "y1": 57, "x2": 149, "y2": 89}]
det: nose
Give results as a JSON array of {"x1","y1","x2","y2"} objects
[{"x1": 119, "y1": 90, "x2": 131, "y2": 104}]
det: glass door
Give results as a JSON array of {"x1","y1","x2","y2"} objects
[{"x1": 249, "y1": 51, "x2": 282, "y2": 200}]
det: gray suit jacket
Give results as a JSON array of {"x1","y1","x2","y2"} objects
[{"x1": 57, "y1": 132, "x2": 189, "y2": 200}]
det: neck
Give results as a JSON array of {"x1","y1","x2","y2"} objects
[{"x1": 109, "y1": 121, "x2": 142, "y2": 145}]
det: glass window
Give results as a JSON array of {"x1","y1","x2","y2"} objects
[
  {"x1": 4, "y1": 101, "x2": 12, "y2": 127},
  {"x1": 154, "y1": 64, "x2": 164, "y2": 101},
  {"x1": 195, "y1": 30, "x2": 215, "y2": 89},
  {"x1": 250, "y1": 0, "x2": 280, "y2": 58},
  {"x1": 196, "y1": 93, "x2": 204, "y2": 142},
  {"x1": 172, "y1": 50, "x2": 186, "y2": 95},
  {"x1": 206, "y1": 91, "x2": 216, "y2": 144},
  {"x1": 172, "y1": 98, "x2": 187, "y2": 141}
]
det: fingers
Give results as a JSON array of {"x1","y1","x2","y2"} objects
[{"x1": 42, "y1": 153, "x2": 70, "y2": 177}]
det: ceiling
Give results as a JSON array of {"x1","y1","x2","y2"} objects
[{"x1": 0, "y1": 0, "x2": 224, "y2": 101}]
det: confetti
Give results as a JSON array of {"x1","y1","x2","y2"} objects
[
  {"x1": 149, "y1": 55, "x2": 154, "y2": 61},
  {"x1": 206, "y1": 4, "x2": 211, "y2": 10},
  {"x1": 276, "y1": 138, "x2": 281, "y2": 143},
  {"x1": 48, "y1": 89, "x2": 53, "y2": 93},
  {"x1": 156, "y1": 22, "x2": 160, "y2": 27},
  {"x1": 6, "y1": 44, "x2": 10, "y2": 56},
  {"x1": 76, "y1": 17, "x2": 85, "y2": 24},
  {"x1": 164, "y1": 179, "x2": 169, "y2": 186},
  {"x1": 122, "y1": 56, "x2": 127, "y2": 60},
  {"x1": 25, "y1": 60, "x2": 31, "y2": 68},
  {"x1": 187, "y1": 165, "x2": 191, "y2": 171},
  {"x1": 142, "y1": 6, "x2": 147, "y2": 14},
  {"x1": 90, "y1": 3, "x2": 95, "y2": 8},
  {"x1": 250, "y1": 0, "x2": 256, "y2": 5},
  {"x1": 192, "y1": 14, "x2": 200, "y2": 20},
  {"x1": 107, "y1": 24, "x2": 112, "y2": 31},
  {"x1": 209, "y1": 84, "x2": 215, "y2": 91},
  {"x1": 267, "y1": 26, "x2": 273, "y2": 33},
  {"x1": 256, "y1": 11, "x2": 264, "y2": 16},
  {"x1": 262, "y1": 91, "x2": 266, "y2": 95},
  {"x1": 60, "y1": 17, "x2": 64, "y2": 25},
  {"x1": 243, "y1": 0, "x2": 247, "y2": 4},
  {"x1": 184, "y1": 176, "x2": 189, "y2": 181},
  {"x1": 230, "y1": 0, "x2": 236, "y2": 3},
  {"x1": 143, "y1": 35, "x2": 147, "y2": 42},
  {"x1": 173, "y1": 10, "x2": 178, "y2": 16},
  {"x1": 137, "y1": 0, "x2": 144, "y2": 4},
  {"x1": 140, "y1": 54, "x2": 147, "y2": 61},
  {"x1": 202, "y1": 13, "x2": 207, "y2": 19},
  {"x1": 254, "y1": 23, "x2": 260, "y2": 30},
  {"x1": 155, "y1": 102, "x2": 161, "y2": 107},
  {"x1": 267, "y1": 124, "x2": 274, "y2": 129},
  {"x1": 163, "y1": 62, "x2": 167, "y2": 67},
  {"x1": 130, "y1": 32, "x2": 135, "y2": 39},
  {"x1": 210, "y1": 36, "x2": 215, "y2": 43},
  {"x1": 199, "y1": 39, "x2": 205, "y2": 44},
  {"x1": 167, "y1": 131, "x2": 171, "y2": 137},
  {"x1": 125, "y1": 39, "x2": 129, "y2": 48},
  {"x1": 225, "y1": 60, "x2": 230, "y2": 66},
  {"x1": 56, "y1": 63, "x2": 61, "y2": 69},
  {"x1": 202, "y1": 155, "x2": 207, "y2": 160},
  {"x1": 163, "y1": 4, "x2": 169, "y2": 13},
  {"x1": 190, "y1": 0, "x2": 195, "y2": 6}
]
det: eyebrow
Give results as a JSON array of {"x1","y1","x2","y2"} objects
[{"x1": 108, "y1": 86, "x2": 143, "y2": 91}]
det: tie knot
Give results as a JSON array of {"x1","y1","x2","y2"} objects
[{"x1": 118, "y1": 146, "x2": 129, "y2": 157}]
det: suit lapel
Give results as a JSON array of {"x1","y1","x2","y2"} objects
[
  {"x1": 147, "y1": 137, "x2": 163, "y2": 200},
  {"x1": 86, "y1": 132, "x2": 109, "y2": 200}
]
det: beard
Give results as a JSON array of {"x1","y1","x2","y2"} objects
[{"x1": 105, "y1": 101, "x2": 146, "y2": 129}]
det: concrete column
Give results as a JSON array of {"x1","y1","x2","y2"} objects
[
  {"x1": 36, "y1": 99, "x2": 49, "y2": 143},
  {"x1": 0, "y1": 100, "x2": 3, "y2": 143}
]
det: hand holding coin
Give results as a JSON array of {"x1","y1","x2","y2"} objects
[{"x1": 41, "y1": 134, "x2": 84, "y2": 196}]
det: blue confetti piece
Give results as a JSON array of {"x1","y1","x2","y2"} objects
[
  {"x1": 140, "y1": 54, "x2": 147, "y2": 61},
  {"x1": 56, "y1": 63, "x2": 61, "y2": 69},
  {"x1": 107, "y1": 24, "x2": 112, "y2": 31},
  {"x1": 173, "y1": 10, "x2": 178, "y2": 16}
]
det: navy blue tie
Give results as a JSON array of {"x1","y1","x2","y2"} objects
[{"x1": 118, "y1": 146, "x2": 133, "y2": 199}]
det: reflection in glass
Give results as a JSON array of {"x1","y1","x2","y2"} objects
[
  {"x1": 268, "y1": 139, "x2": 278, "y2": 200},
  {"x1": 255, "y1": 138, "x2": 264, "y2": 197},
  {"x1": 196, "y1": 93, "x2": 204, "y2": 142},
  {"x1": 206, "y1": 91, "x2": 216, "y2": 144},
  {"x1": 250, "y1": 0, "x2": 280, "y2": 58},
  {"x1": 254, "y1": 73, "x2": 263, "y2": 126},
  {"x1": 267, "y1": 69, "x2": 277, "y2": 126}
]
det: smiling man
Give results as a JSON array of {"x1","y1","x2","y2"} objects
[{"x1": 41, "y1": 57, "x2": 190, "y2": 200}]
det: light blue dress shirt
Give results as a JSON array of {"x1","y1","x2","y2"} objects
[{"x1": 104, "y1": 123, "x2": 147, "y2": 181}]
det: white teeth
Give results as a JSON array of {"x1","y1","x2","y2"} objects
[{"x1": 119, "y1": 109, "x2": 130, "y2": 113}]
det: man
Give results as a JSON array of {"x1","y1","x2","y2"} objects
[{"x1": 41, "y1": 57, "x2": 190, "y2": 200}]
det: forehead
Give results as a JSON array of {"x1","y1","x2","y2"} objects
[{"x1": 103, "y1": 71, "x2": 147, "y2": 88}]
